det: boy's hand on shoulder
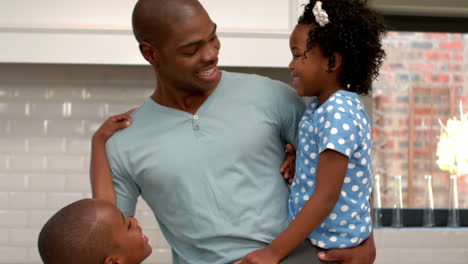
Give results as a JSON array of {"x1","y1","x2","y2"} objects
[
  {"x1": 234, "y1": 247, "x2": 281, "y2": 264},
  {"x1": 93, "y1": 108, "x2": 136, "y2": 143}
]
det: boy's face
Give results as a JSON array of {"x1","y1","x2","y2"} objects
[{"x1": 98, "y1": 202, "x2": 152, "y2": 264}]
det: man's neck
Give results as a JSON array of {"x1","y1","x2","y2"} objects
[{"x1": 151, "y1": 81, "x2": 216, "y2": 115}]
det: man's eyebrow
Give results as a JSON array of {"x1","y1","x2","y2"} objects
[{"x1": 178, "y1": 23, "x2": 217, "y2": 49}]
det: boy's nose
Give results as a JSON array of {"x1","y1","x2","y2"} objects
[{"x1": 130, "y1": 217, "x2": 139, "y2": 226}]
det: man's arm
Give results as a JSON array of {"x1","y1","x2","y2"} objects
[{"x1": 318, "y1": 233, "x2": 376, "y2": 264}]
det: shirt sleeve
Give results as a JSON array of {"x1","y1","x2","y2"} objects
[
  {"x1": 275, "y1": 82, "x2": 306, "y2": 148},
  {"x1": 316, "y1": 110, "x2": 361, "y2": 158},
  {"x1": 106, "y1": 137, "x2": 140, "y2": 217}
]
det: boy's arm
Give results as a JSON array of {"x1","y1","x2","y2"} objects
[
  {"x1": 235, "y1": 149, "x2": 348, "y2": 264},
  {"x1": 90, "y1": 110, "x2": 135, "y2": 205}
]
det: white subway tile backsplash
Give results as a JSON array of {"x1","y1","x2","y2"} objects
[
  {"x1": 29, "y1": 210, "x2": 56, "y2": 227},
  {"x1": 8, "y1": 192, "x2": 47, "y2": 209},
  {"x1": 0, "y1": 175, "x2": 27, "y2": 191},
  {"x1": 46, "y1": 193, "x2": 84, "y2": 210},
  {"x1": 64, "y1": 174, "x2": 91, "y2": 192},
  {"x1": 28, "y1": 174, "x2": 66, "y2": 192},
  {"x1": 145, "y1": 248, "x2": 172, "y2": 264},
  {"x1": 28, "y1": 102, "x2": 64, "y2": 119},
  {"x1": 9, "y1": 228, "x2": 40, "y2": 247},
  {"x1": 27, "y1": 247, "x2": 42, "y2": 264},
  {"x1": 28, "y1": 138, "x2": 66, "y2": 154},
  {"x1": 0, "y1": 87, "x2": 11, "y2": 99},
  {"x1": 46, "y1": 120, "x2": 86, "y2": 137},
  {"x1": 0, "y1": 138, "x2": 27, "y2": 153},
  {"x1": 0, "y1": 193, "x2": 8, "y2": 209},
  {"x1": 9, "y1": 156, "x2": 46, "y2": 172},
  {"x1": 0, "y1": 155, "x2": 9, "y2": 170},
  {"x1": 0, "y1": 229, "x2": 8, "y2": 245},
  {"x1": 146, "y1": 228, "x2": 171, "y2": 250},
  {"x1": 68, "y1": 102, "x2": 106, "y2": 119},
  {"x1": 0, "y1": 102, "x2": 28, "y2": 118},
  {"x1": 0, "y1": 247, "x2": 27, "y2": 263},
  {"x1": 8, "y1": 83, "x2": 49, "y2": 101},
  {"x1": 0, "y1": 211, "x2": 28, "y2": 227},
  {"x1": 46, "y1": 155, "x2": 85, "y2": 172},
  {"x1": 9, "y1": 120, "x2": 47, "y2": 137},
  {"x1": 66, "y1": 138, "x2": 91, "y2": 154},
  {"x1": 135, "y1": 209, "x2": 158, "y2": 229}
]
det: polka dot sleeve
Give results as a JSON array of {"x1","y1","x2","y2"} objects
[{"x1": 316, "y1": 110, "x2": 361, "y2": 158}]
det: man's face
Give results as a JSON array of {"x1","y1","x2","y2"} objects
[
  {"x1": 98, "y1": 203, "x2": 152, "y2": 264},
  {"x1": 156, "y1": 10, "x2": 221, "y2": 94}
]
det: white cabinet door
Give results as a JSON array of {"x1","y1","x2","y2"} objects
[{"x1": 200, "y1": 0, "x2": 291, "y2": 31}]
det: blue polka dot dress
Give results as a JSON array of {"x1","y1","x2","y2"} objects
[{"x1": 288, "y1": 90, "x2": 373, "y2": 249}]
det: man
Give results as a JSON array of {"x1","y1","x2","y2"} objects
[{"x1": 105, "y1": 0, "x2": 376, "y2": 263}]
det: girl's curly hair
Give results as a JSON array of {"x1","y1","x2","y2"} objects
[{"x1": 299, "y1": 0, "x2": 386, "y2": 95}]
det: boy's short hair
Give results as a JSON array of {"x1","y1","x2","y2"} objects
[{"x1": 38, "y1": 199, "x2": 116, "y2": 264}]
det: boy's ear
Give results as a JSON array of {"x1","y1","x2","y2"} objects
[{"x1": 139, "y1": 42, "x2": 160, "y2": 68}]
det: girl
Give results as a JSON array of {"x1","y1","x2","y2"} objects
[{"x1": 236, "y1": 0, "x2": 386, "y2": 263}]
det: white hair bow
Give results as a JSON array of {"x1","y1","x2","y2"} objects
[{"x1": 312, "y1": 1, "x2": 330, "y2": 27}]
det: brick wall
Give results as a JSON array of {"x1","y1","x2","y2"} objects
[{"x1": 373, "y1": 32, "x2": 468, "y2": 209}]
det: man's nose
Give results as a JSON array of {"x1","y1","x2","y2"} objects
[{"x1": 201, "y1": 42, "x2": 219, "y2": 62}]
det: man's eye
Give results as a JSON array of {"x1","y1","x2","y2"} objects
[{"x1": 182, "y1": 49, "x2": 197, "y2": 56}]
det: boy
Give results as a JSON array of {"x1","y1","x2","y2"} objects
[{"x1": 38, "y1": 198, "x2": 152, "y2": 264}]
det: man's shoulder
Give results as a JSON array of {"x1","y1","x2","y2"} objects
[
  {"x1": 222, "y1": 70, "x2": 296, "y2": 99},
  {"x1": 223, "y1": 71, "x2": 290, "y2": 88},
  {"x1": 105, "y1": 102, "x2": 155, "y2": 148}
]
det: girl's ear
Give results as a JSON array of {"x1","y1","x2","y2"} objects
[{"x1": 326, "y1": 52, "x2": 343, "y2": 73}]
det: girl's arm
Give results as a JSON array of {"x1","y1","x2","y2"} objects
[
  {"x1": 236, "y1": 149, "x2": 348, "y2": 264},
  {"x1": 90, "y1": 109, "x2": 135, "y2": 205}
]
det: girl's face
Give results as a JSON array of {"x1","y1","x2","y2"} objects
[{"x1": 289, "y1": 24, "x2": 330, "y2": 97}]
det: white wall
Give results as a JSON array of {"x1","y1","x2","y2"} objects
[{"x1": 0, "y1": 0, "x2": 308, "y2": 66}]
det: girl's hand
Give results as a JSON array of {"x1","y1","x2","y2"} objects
[
  {"x1": 280, "y1": 144, "x2": 296, "y2": 184},
  {"x1": 234, "y1": 247, "x2": 281, "y2": 264},
  {"x1": 93, "y1": 108, "x2": 136, "y2": 143}
]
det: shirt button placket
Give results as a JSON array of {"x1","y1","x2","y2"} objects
[{"x1": 193, "y1": 115, "x2": 200, "y2": 130}]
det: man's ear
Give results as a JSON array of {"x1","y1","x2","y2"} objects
[
  {"x1": 139, "y1": 42, "x2": 160, "y2": 67},
  {"x1": 104, "y1": 255, "x2": 120, "y2": 264}
]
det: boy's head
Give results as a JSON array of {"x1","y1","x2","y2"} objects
[
  {"x1": 292, "y1": 0, "x2": 386, "y2": 95},
  {"x1": 38, "y1": 198, "x2": 152, "y2": 264}
]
